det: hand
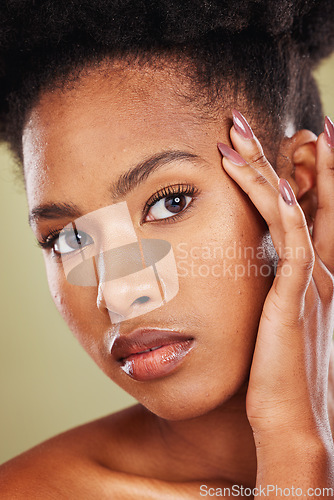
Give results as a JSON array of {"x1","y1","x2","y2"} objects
[{"x1": 218, "y1": 111, "x2": 334, "y2": 492}]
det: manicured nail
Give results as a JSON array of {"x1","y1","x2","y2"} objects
[
  {"x1": 278, "y1": 178, "x2": 296, "y2": 206},
  {"x1": 324, "y1": 116, "x2": 334, "y2": 149},
  {"x1": 217, "y1": 143, "x2": 247, "y2": 166},
  {"x1": 232, "y1": 110, "x2": 254, "y2": 140}
]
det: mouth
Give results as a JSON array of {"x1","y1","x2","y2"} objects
[{"x1": 112, "y1": 328, "x2": 195, "y2": 382}]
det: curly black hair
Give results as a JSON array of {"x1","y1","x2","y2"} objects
[{"x1": 0, "y1": 0, "x2": 334, "y2": 169}]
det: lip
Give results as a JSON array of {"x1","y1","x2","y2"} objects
[{"x1": 112, "y1": 328, "x2": 195, "y2": 382}]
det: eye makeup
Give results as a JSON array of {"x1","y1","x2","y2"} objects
[
  {"x1": 141, "y1": 182, "x2": 200, "y2": 224},
  {"x1": 36, "y1": 181, "x2": 201, "y2": 254}
]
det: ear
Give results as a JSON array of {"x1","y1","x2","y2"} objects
[{"x1": 277, "y1": 129, "x2": 318, "y2": 232}]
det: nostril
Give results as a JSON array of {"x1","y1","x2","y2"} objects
[{"x1": 133, "y1": 295, "x2": 150, "y2": 305}]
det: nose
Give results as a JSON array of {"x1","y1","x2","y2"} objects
[
  {"x1": 97, "y1": 265, "x2": 164, "y2": 323},
  {"x1": 96, "y1": 242, "x2": 164, "y2": 323}
]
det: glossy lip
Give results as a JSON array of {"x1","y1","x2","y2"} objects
[
  {"x1": 111, "y1": 328, "x2": 195, "y2": 381},
  {"x1": 112, "y1": 327, "x2": 194, "y2": 361}
]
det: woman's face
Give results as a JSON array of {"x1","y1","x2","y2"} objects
[{"x1": 23, "y1": 62, "x2": 275, "y2": 420}]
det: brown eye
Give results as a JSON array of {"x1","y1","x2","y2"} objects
[
  {"x1": 146, "y1": 193, "x2": 192, "y2": 221},
  {"x1": 164, "y1": 195, "x2": 187, "y2": 213}
]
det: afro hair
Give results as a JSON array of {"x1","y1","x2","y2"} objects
[{"x1": 0, "y1": 0, "x2": 334, "y2": 165}]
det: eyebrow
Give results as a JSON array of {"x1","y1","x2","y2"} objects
[{"x1": 28, "y1": 149, "x2": 207, "y2": 226}]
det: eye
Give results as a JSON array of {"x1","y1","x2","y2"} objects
[
  {"x1": 146, "y1": 193, "x2": 193, "y2": 221},
  {"x1": 54, "y1": 228, "x2": 93, "y2": 255}
]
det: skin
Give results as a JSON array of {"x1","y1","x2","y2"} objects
[{"x1": 1, "y1": 60, "x2": 334, "y2": 498}]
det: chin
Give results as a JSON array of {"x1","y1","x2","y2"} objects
[{"x1": 133, "y1": 377, "x2": 248, "y2": 421}]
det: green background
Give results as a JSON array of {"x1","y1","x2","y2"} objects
[{"x1": 1, "y1": 55, "x2": 333, "y2": 464}]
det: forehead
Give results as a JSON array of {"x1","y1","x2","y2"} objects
[{"x1": 22, "y1": 63, "x2": 225, "y2": 210}]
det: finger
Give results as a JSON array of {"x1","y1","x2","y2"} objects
[
  {"x1": 312, "y1": 117, "x2": 334, "y2": 273},
  {"x1": 218, "y1": 142, "x2": 285, "y2": 258},
  {"x1": 230, "y1": 109, "x2": 280, "y2": 188},
  {"x1": 273, "y1": 178, "x2": 314, "y2": 313}
]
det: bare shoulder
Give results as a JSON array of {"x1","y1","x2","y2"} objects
[
  {"x1": 0, "y1": 401, "x2": 226, "y2": 499},
  {"x1": 0, "y1": 404, "x2": 233, "y2": 498},
  {"x1": 0, "y1": 403, "x2": 151, "y2": 499}
]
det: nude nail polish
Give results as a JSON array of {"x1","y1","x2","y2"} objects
[
  {"x1": 217, "y1": 143, "x2": 247, "y2": 166},
  {"x1": 324, "y1": 116, "x2": 334, "y2": 149},
  {"x1": 232, "y1": 110, "x2": 254, "y2": 140},
  {"x1": 278, "y1": 178, "x2": 296, "y2": 206}
]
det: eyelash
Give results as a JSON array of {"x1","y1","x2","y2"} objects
[
  {"x1": 37, "y1": 182, "x2": 200, "y2": 251},
  {"x1": 37, "y1": 228, "x2": 64, "y2": 251},
  {"x1": 141, "y1": 183, "x2": 199, "y2": 224}
]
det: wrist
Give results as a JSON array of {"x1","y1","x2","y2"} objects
[
  {"x1": 254, "y1": 429, "x2": 334, "y2": 481},
  {"x1": 255, "y1": 428, "x2": 332, "y2": 452},
  {"x1": 249, "y1": 403, "x2": 333, "y2": 445}
]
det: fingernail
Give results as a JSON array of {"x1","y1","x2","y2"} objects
[
  {"x1": 217, "y1": 143, "x2": 247, "y2": 166},
  {"x1": 324, "y1": 116, "x2": 334, "y2": 149},
  {"x1": 232, "y1": 110, "x2": 254, "y2": 140},
  {"x1": 278, "y1": 178, "x2": 296, "y2": 206}
]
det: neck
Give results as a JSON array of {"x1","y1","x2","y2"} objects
[{"x1": 150, "y1": 381, "x2": 257, "y2": 487}]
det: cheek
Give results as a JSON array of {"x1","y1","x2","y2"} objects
[
  {"x1": 43, "y1": 255, "x2": 103, "y2": 348},
  {"x1": 175, "y1": 233, "x2": 273, "y2": 331},
  {"x1": 176, "y1": 203, "x2": 274, "y2": 293}
]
